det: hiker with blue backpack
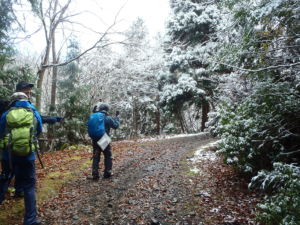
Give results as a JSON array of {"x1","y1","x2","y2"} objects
[
  {"x1": 0, "y1": 91, "x2": 43, "y2": 225},
  {"x1": 87, "y1": 103, "x2": 119, "y2": 179}
]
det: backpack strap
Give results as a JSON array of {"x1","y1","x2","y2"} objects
[{"x1": 6, "y1": 100, "x2": 18, "y2": 111}]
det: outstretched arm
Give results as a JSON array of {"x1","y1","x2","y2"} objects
[
  {"x1": 106, "y1": 116, "x2": 119, "y2": 129},
  {"x1": 41, "y1": 116, "x2": 63, "y2": 124},
  {"x1": 34, "y1": 112, "x2": 43, "y2": 136}
]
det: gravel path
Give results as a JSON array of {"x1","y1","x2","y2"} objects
[{"x1": 40, "y1": 135, "x2": 261, "y2": 225}]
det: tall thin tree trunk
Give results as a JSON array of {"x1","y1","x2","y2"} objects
[
  {"x1": 47, "y1": 33, "x2": 58, "y2": 149},
  {"x1": 36, "y1": 0, "x2": 69, "y2": 111},
  {"x1": 201, "y1": 102, "x2": 210, "y2": 132},
  {"x1": 177, "y1": 108, "x2": 185, "y2": 133},
  {"x1": 37, "y1": 39, "x2": 51, "y2": 111},
  {"x1": 37, "y1": 38, "x2": 51, "y2": 153},
  {"x1": 156, "y1": 95, "x2": 160, "y2": 135},
  {"x1": 156, "y1": 108, "x2": 160, "y2": 135},
  {"x1": 51, "y1": 34, "x2": 58, "y2": 110},
  {"x1": 132, "y1": 104, "x2": 138, "y2": 138}
]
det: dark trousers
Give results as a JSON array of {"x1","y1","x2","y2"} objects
[
  {"x1": 0, "y1": 159, "x2": 37, "y2": 225},
  {"x1": 14, "y1": 166, "x2": 24, "y2": 194},
  {"x1": 7, "y1": 166, "x2": 24, "y2": 194},
  {"x1": 92, "y1": 140, "x2": 113, "y2": 177}
]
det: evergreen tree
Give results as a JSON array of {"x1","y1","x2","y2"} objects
[
  {"x1": 159, "y1": 0, "x2": 226, "y2": 132},
  {"x1": 53, "y1": 36, "x2": 90, "y2": 145},
  {"x1": 0, "y1": 0, "x2": 35, "y2": 100}
]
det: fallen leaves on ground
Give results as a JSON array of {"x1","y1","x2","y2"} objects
[{"x1": 0, "y1": 136, "x2": 263, "y2": 225}]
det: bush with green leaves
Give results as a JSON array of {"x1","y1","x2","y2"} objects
[
  {"x1": 249, "y1": 163, "x2": 300, "y2": 224},
  {"x1": 217, "y1": 82, "x2": 300, "y2": 175}
]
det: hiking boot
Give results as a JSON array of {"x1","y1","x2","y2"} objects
[
  {"x1": 6, "y1": 187, "x2": 15, "y2": 193},
  {"x1": 14, "y1": 191, "x2": 25, "y2": 198},
  {"x1": 87, "y1": 175, "x2": 99, "y2": 180},
  {"x1": 103, "y1": 173, "x2": 114, "y2": 178},
  {"x1": 93, "y1": 175, "x2": 100, "y2": 180}
]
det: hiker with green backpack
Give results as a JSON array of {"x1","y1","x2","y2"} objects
[
  {"x1": 0, "y1": 92, "x2": 43, "y2": 225},
  {"x1": 1, "y1": 81, "x2": 63, "y2": 200}
]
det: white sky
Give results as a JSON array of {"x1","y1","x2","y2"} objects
[{"x1": 16, "y1": 0, "x2": 171, "y2": 53}]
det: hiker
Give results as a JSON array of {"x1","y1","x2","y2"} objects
[
  {"x1": 0, "y1": 92, "x2": 43, "y2": 225},
  {"x1": 88, "y1": 103, "x2": 119, "y2": 179},
  {"x1": 2, "y1": 80, "x2": 63, "y2": 197},
  {"x1": 0, "y1": 101, "x2": 24, "y2": 197}
]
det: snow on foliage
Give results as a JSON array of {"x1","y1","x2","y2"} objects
[
  {"x1": 160, "y1": 74, "x2": 205, "y2": 104},
  {"x1": 249, "y1": 163, "x2": 300, "y2": 224}
]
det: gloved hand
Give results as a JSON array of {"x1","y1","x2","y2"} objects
[{"x1": 55, "y1": 116, "x2": 63, "y2": 122}]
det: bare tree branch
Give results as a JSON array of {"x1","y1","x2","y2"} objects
[
  {"x1": 40, "y1": 5, "x2": 127, "y2": 71},
  {"x1": 41, "y1": 40, "x2": 126, "y2": 70}
]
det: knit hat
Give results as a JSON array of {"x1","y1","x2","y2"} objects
[
  {"x1": 99, "y1": 103, "x2": 110, "y2": 112},
  {"x1": 11, "y1": 92, "x2": 28, "y2": 101}
]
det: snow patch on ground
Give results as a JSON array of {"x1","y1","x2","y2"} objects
[
  {"x1": 191, "y1": 141, "x2": 219, "y2": 163},
  {"x1": 187, "y1": 140, "x2": 219, "y2": 173},
  {"x1": 198, "y1": 191, "x2": 211, "y2": 197},
  {"x1": 190, "y1": 166, "x2": 201, "y2": 173},
  {"x1": 120, "y1": 132, "x2": 209, "y2": 143}
]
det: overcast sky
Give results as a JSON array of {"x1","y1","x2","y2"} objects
[{"x1": 17, "y1": 0, "x2": 171, "y2": 53}]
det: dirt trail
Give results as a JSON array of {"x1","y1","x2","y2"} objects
[{"x1": 38, "y1": 135, "x2": 261, "y2": 225}]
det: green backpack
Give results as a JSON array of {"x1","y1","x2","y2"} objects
[{"x1": 3, "y1": 107, "x2": 37, "y2": 156}]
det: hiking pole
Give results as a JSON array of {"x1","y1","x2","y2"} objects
[
  {"x1": 35, "y1": 148, "x2": 44, "y2": 169},
  {"x1": 33, "y1": 136, "x2": 44, "y2": 169}
]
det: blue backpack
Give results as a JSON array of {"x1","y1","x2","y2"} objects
[{"x1": 87, "y1": 112, "x2": 105, "y2": 140}]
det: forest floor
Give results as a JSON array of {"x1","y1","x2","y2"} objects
[{"x1": 0, "y1": 134, "x2": 263, "y2": 225}]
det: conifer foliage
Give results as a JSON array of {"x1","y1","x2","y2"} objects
[
  {"x1": 159, "y1": 0, "x2": 227, "y2": 132},
  {"x1": 53, "y1": 37, "x2": 90, "y2": 145},
  {"x1": 0, "y1": 0, "x2": 35, "y2": 100}
]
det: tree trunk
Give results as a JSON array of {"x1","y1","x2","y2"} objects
[
  {"x1": 50, "y1": 32, "x2": 58, "y2": 110},
  {"x1": 156, "y1": 108, "x2": 160, "y2": 135},
  {"x1": 47, "y1": 33, "x2": 58, "y2": 149},
  {"x1": 38, "y1": 132, "x2": 48, "y2": 153},
  {"x1": 132, "y1": 103, "x2": 138, "y2": 138},
  {"x1": 36, "y1": 39, "x2": 51, "y2": 111},
  {"x1": 201, "y1": 102, "x2": 210, "y2": 132},
  {"x1": 36, "y1": 0, "x2": 70, "y2": 111},
  {"x1": 37, "y1": 38, "x2": 51, "y2": 152},
  {"x1": 177, "y1": 108, "x2": 185, "y2": 133}
]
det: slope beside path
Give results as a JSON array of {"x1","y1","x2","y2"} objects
[{"x1": 1, "y1": 134, "x2": 262, "y2": 225}]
